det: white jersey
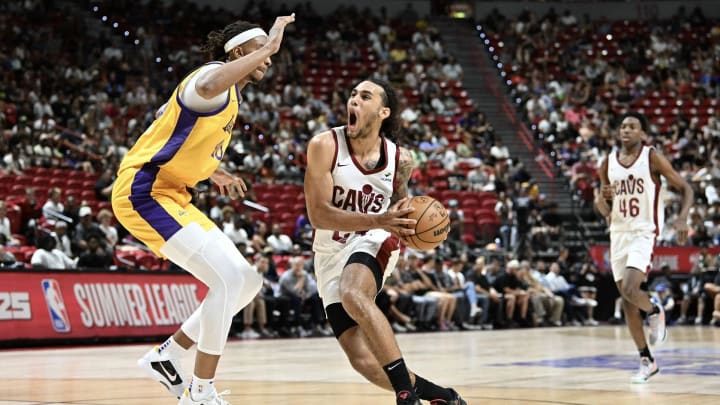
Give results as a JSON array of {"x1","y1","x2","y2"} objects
[
  {"x1": 312, "y1": 126, "x2": 399, "y2": 254},
  {"x1": 607, "y1": 145, "x2": 663, "y2": 235}
]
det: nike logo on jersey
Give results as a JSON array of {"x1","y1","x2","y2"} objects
[
  {"x1": 337, "y1": 162, "x2": 350, "y2": 167},
  {"x1": 151, "y1": 360, "x2": 183, "y2": 386}
]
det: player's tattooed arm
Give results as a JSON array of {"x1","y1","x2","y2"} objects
[{"x1": 390, "y1": 147, "x2": 416, "y2": 204}]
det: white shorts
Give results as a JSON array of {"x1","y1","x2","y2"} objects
[
  {"x1": 610, "y1": 231, "x2": 655, "y2": 282},
  {"x1": 313, "y1": 230, "x2": 400, "y2": 307}
]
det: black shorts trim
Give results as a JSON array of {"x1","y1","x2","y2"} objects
[
  {"x1": 326, "y1": 302, "x2": 357, "y2": 339},
  {"x1": 346, "y1": 251, "x2": 383, "y2": 292}
]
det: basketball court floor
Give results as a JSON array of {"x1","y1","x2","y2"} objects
[{"x1": 1, "y1": 326, "x2": 718, "y2": 404}]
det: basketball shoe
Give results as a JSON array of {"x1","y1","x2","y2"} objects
[
  {"x1": 178, "y1": 388, "x2": 231, "y2": 405},
  {"x1": 429, "y1": 388, "x2": 467, "y2": 405},
  {"x1": 137, "y1": 345, "x2": 187, "y2": 398},
  {"x1": 396, "y1": 390, "x2": 422, "y2": 404},
  {"x1": 630, "y1": 357, "x2": 659, "y2": 383},
  {"x1": 647, "y1": 298, "x2": 667, "y2": 346}
]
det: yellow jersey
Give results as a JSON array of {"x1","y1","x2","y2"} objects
[
  {"x1": 111, "y1": 62, "x2": 238, "y2": 253},
  {"x1": 117, "y1": 62, "x2": 239, "y2": 189}
]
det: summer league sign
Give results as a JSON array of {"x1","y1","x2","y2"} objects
[
  {"x1": 590, "y1": 245, "x2": 720, "y2": 273},
  {"x1": 0, "y1": 271, "x2": 207, "y2": 342}
]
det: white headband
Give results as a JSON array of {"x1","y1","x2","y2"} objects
[{"x1": 223, "y1": 28, "x2": 268, "y2": 53}]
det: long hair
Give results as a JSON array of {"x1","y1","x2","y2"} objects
[
  {"x1": 201, "y1": 20, "x2": 261, "y2": 61},
  {"x1": 365, "y1": 77, "x2": 400, "y2": 140}
]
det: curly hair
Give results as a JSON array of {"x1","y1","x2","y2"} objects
[
  {"x1": 201, "y1": 20, "x2": 261, "y2": 61},
  {"x1": 621, "y1": 111, "x2": 650, "y2": 133},
  {"x1": 365, "y1": 77, "x2": 400, "y2": 140}
]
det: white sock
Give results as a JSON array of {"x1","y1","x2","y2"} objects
[
  {"x1": 157, "y1": 336, "x2": 186, "y2": 358},
  {"x1": 190, "y1": 375, "x2": 215, "y2": 400}
]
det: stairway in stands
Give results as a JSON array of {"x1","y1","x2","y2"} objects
[{"x1": 431, "y1": 17, "x2": 596, "y2": 259}]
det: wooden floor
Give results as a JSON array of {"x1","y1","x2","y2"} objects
[{"x1": 1, "y1": 326, "x2": 719, "y2": 404}]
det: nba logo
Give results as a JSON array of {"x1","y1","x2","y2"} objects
[{"x1": 42, "y1": 279, "x2": 71, "y2": 333}]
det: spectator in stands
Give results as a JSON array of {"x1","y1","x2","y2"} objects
[
  {"x1": 236, "y1": 282, "x2": 273, "y2": 339},
  {"x1": 678, "y1": 265, "x2": 706, "y2": 325},
  {"x1": 30, "y1": 233, "x2": 76, "y2": 269},
  {"x1": 423, "y1": 257, "x2": 460, "y2": 331},
  {"x1": 572, "y1": 261, "x2": 600, "y2": 326},
  {"x1": 397, "y1": 253, "x2": 441, "y2": 331},
  {"x1": 0, "y1": 200, "x2": 20, "y2": 246},
  {"x1": 493, "y1": 259, "x2": 530, "y2": 326},
  {"x1": 76, "y1": 234, "x2": 113, "y2": 269},
  {"x1": 97, "y1": 209, "x2": 118, "y2": 251},
  {"x1": 294, "y1": 208, "x2": 313, "y2": 249},
  {"x1": 223, "y1": 213, "x2": 250, "y2": 247},
  {"x1": 94, "y1": 168, "x2": 115, "y2": 201},
  {"x1": 251, "y1": 221, "x2": 269, "y2": 253},
  {"x1": 42, "y1": 187, "x2": 64, "y2": 221},
  {"x1": 546, "y1": 261, "x2": 588, "y2": 325},
  {"x1": 465, "y1": 256, "x2": 498, "y2": 328},
  {"x1": 652, "y1": 284, "x2": 676, "y2": 324},
  {"x1": 279, "y1": 256, "x2": 332, "y2": 337},
  {"x1": 448, "y1": 257, "x2": 481, "y2": 329},
  {"x1": 254, "y1": 254, "x2": 290, "y2": 336},
  {"x1": 266, "y1": 223, "x2": 293, "y2": 254},
  {"x1": 73, "y1": 206, "x2": 102, "y2": 253},
  {"x1": 0, "y1": 243, "x2": 20, "y2": 268},
  {"x1": 62, "y1": 195, "x2": 81, "y2": 231},
  {"x1": 19, "y1": 187, "x2": 42, "y2": 225},
  {"x1": 52, "y1": 221, "x2": 73, "y2": 258},
  {"x1": 704, "y1": 272, "x2": 720, "y2": 326},
  {"x1": 519, "y1": 260, "x2": 564, "y2": 327},
  {"x1": 446, "y1": 200, "x2": 464, "y2": 256}
]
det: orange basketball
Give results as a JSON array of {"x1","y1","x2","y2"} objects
[{"x1": 400, "y1": 196, "x2": 451, "y2": 251}]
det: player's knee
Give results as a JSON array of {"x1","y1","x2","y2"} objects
[{"x1": 340, "y1": 289, "x2": 370, "y2": 319}]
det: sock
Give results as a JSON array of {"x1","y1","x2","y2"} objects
[
  {"x1": 157, "y1": 336, "x2": 186, "y2": 358},
  {"x1": 189, "y1": 375, "x2": 214, "y2": 400},
  {"x1": 382, "y1": 358, "x2": 415, "y2": 398},
  {"x1": 639, "y1": 346, "x2": 654, "y2": 362},
  {"x1": 414, "y1": 375, "x2": 453, "y2": 401}
]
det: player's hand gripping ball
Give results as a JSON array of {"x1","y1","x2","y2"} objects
[{"x1": 400, "y1": 196, "x2": 450, "y2": 251}]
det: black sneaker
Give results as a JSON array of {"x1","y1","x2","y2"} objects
[
  {"x1": 396, "y1": 390, "x2": 422, "y2": 405},
  {"x1": 429, "y1": 389, "x2": 467, "y2": 405}
]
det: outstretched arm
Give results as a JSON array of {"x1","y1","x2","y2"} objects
[
  {"x1": 304, "y1": 132, "x2": 416, "y2": 235},
  {"x1": 650, "y1": 149, "x2": 694, "y2": 244},
  {"x1": 195, "y1": 15, "x2": 295, "y2": 99}
]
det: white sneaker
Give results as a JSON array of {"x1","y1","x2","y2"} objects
[
  {"x1": 648, "y1": 299, "x2": 667, "y2": 346},
  {"x1": 178, "y1": 388, "x2": 231, "y2": 405},
  {"x1": 138, "y1": 345, "x2": 187, "y2": 398},
  {"x1": 631, "y1": 357, "x2": 659, "y2": 383},
  {"x1": 240, "y1": 329, "x2": 261, "y2": 339}
]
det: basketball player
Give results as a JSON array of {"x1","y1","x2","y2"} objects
[
  {"x1": 595, "y1": 112, "x2": 693, "y2": 383},
  {"x1": 111, "y1": 15, "x2": 295, "y2": 405},
  {"x1": 304, "y1": 78, "x2": 466, "y2": 405}
]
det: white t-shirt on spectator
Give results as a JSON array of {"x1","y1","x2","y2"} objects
[
  {"x1": 42, "y1": 201, "x2": 65, "y2": 220},
  {"x1": 267, "y1": 233, "x2": 293, "y2": 253},
  {"x1": 490, "y1": 144, "x2": 510, "y2": 160},
  {"x1": 31, "y1": 249, "x2": 76, "y2": 269},
  {"x1": 223, "y1": 223, "x2": 249, "y2": 245}
]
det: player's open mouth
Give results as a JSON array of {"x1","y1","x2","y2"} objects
[{"x1": 348, "y1": 112, "x2": 358, "y2": 129}]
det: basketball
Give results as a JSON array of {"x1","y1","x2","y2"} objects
[{"x1": 399, "y1": 196, "x2": 451, "y2": 251}]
